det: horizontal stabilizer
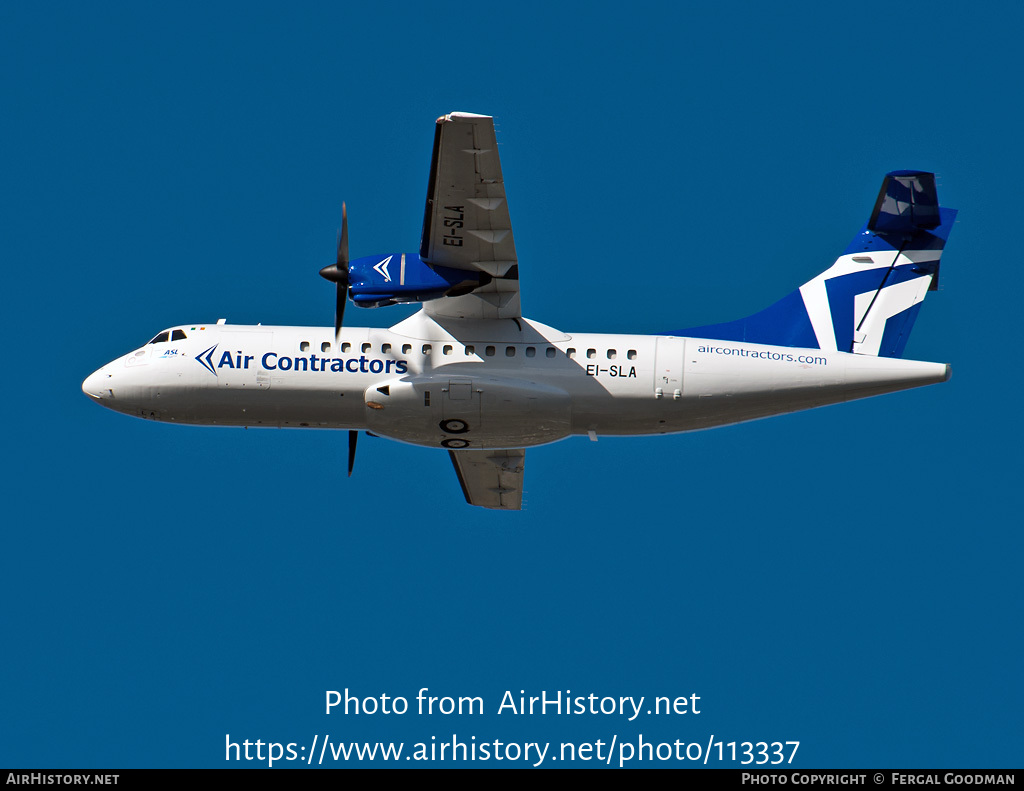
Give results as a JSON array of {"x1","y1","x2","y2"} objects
[{"x1": 868, "y1": 170, "x2": 941, "y2": 236}]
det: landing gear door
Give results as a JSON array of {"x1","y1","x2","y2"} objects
[
  {"x1": 654, "y1": 336, "x2": 684, "y2": 398},
  {"x1": 441, "y1": 377, "x2": 481, "y2": 444}
]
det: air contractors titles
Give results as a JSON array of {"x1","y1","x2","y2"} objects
[{"x1": 214, "y1": 350, "x2": 408, "y2": 375}]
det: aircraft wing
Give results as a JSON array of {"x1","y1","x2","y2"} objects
[
  {"x1": 449, "y1": 449, "x2": 525, "y2": 510},
  {"x1": 420, "y1": 112, "x2": 521, "y2": 320}
]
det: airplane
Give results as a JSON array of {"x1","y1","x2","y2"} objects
[{"x1": 82, "y1": 111, "x2": 957, "y2": 510}]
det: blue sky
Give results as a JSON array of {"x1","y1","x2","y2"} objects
[{"x1": 3, "y1": 0, "x2": 1021, "y2": 769}]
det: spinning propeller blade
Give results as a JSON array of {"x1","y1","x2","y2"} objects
[
  {"x1": 347, "y1": 429, "x2": 357, "y2": 477},
  {"x1": 319, "y1": 203, "x2": 349, "y2": 340}
]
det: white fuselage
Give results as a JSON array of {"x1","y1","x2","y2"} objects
[{"x1": 82, "y1": 311, "x2": 949, "y2": 450}]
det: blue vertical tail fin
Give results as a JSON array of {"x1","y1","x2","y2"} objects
[{"x1": 677, "y1": 171, "x2": 956, "y2": 358}]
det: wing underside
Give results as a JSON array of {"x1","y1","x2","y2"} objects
[
  {"x1": 448, "y1": 449, "x2": 525, "y2": 510},
  {"x1": 420, "y1": 112, "x2": 520, "y2": 320}
]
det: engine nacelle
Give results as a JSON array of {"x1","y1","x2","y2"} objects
[
  {"x1": 348, "y1": 253, "x2": 488, "y2": 308},
  {"x1": 363, "y1": 375, "x2": 572, "y2": 449}
]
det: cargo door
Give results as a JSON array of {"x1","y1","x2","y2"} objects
[{"x1": 217, "y1": 331, "x2": 273, "y2": 389}]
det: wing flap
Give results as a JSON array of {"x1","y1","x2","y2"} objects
[{"x1": 449, "y1": 448, "x2": 525, "y2": 510}]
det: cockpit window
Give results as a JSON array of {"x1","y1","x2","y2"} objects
[
  {"x1": 171, "y1": 329, "x2": 187, "y2": 341},
  {"x1": 148, "y1": 332, "x2": 170, "y2": 344}
]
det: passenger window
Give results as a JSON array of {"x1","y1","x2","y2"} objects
[
  {"x1": 300, "y1": 341, "x2": 310, "y2": 351},
  {"x1": 567, "y1": 348, "x2": 576, "y2": 358},
  {"x1": 525, "y1": 347, "x2": 536, "y2": 358},
  {"x1": 171, "y1": 329, "x2": 187, "y2": 341},
  {"x1": 381, "y1": 343, "x2": 391, "y2": 353},
  {"x1": 422, "y1": 344, "x2": 431, "y2": 355},
  {"x1": 361, "y1": 343, "x2": 371, "y2": 353},
  {"x1": 443, "y1": 345, "x2": 453, "y2": 355},
  {"x1": 627, "y1": 349, "x2": 637, "y2": 360},
  {"x1": 506, "y1": 346, "x2": 516, "y2": 357},
  {"x1": 465, "y1": 345, "x2": 475, "y2": 355},
  {"x1": 587, "y1": 349, "x2": 596, "y2": 359},
  {"x1": 546, "y1": 347, "x2": 556, "y2": 358},
  {"x1": 321, "y1": 342, "x2": 331, "y2": 353},
  {"x1": 148, "y1": 332, "x2": 170, "y2": 345},
  {"x1": 607, "y1": 349, "x2": 617, "y2": 359},
  {"x1": 341, "y1": 342, "x2": 352, "y2": 352},
  {"x1": 402, "y1": 344, "x2": 411, "y2": 354},
  {"x1": 485, "y1": 346, "x2": 495, "y2": 356}
]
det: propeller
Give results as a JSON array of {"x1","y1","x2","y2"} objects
[
  {"x1": 319, "y1": 208, "x2": 358, "y2": 476},
  {"x1": 347, "y1": 429, "x2": 357, "y2": 477},
  {"x1": 319, "y1": 203, "x2": 349, "y2": 340}
]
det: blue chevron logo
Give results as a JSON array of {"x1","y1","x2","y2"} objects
[{"x1": 195, "y1": 344, "x2": 218, "y2": 376}]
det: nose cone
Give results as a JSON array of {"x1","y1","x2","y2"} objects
[{"x1": 82, "y1": 368, "x2": 112, "y2": 400}]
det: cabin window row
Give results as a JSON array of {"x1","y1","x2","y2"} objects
[
  {"x1": 298, "y1": 341, "x2": 565, "y2": 358},
  {"x1": 566, "y1": 348, "x2": 638, "y2": 360}
]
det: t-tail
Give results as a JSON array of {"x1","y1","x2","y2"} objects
[{"x1": 678, "y1": 171, "x2": 956, "y2": 358}]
